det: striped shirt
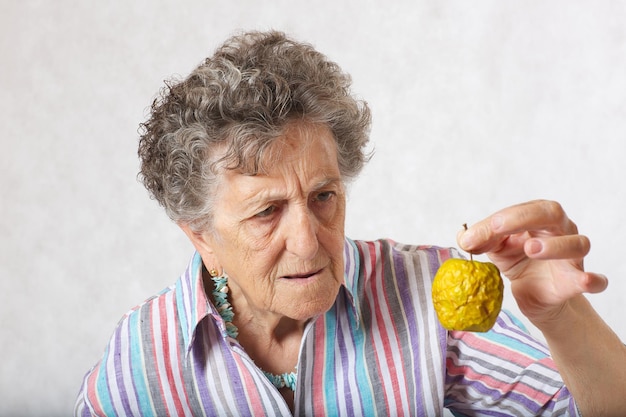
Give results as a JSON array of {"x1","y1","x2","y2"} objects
[{"x1": 75, "y1": 238, "x2": 580, "y2": 416}]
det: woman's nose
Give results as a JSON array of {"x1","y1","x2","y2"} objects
[{"x1": 285, "y1": 206, "x2": 319, "y2": 260}]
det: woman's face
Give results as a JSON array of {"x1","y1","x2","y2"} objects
[{"x1": 194, "y1": 122, "x2": 346, "y2": 322}]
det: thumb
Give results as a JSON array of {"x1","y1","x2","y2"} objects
[{"x1": 580, "y1": 272, "x2": 609, "y2": 294}]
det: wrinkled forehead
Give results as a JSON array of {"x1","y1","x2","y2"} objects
[{"x1": 215, "y1": 120, "x2": 339, "y2": 177}]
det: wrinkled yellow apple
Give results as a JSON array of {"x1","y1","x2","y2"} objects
[{"x1": 432, "y1": 258, "x2": 503, "y2": 332}]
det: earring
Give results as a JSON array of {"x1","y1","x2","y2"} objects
[{"x1": 209, "y1": 268, "x2": 220, "y2": 277}]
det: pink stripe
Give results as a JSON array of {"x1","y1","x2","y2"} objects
[
  {"x1": 373, "y1": 242, "x2": 406, "y2": 412},
  {"x1": 364, "y1": 241, "x2": 394, "y2": 411},
  {"x1": 311, "y1": 318, "x2": 327, "y2": 415},
  {"x1": 454, "y1": 332, "x2": 537, "y2": 368},
  {"x1": 150, "y1": 297, "x2": 169, "y2": 413},
  {"x1": 233, "y1": 355, "x2": 266, "y2": 415},
  {"x1": 447, "y1": 361, "x2": 553, "y2": 404},
  {"x1": 158, "y1": 294, "x2": 186, "y2": 415},
  {"x1": 85, "y1": 365, "x2": 106, "y2": 416},
  {"x1": 168, "y1": 291, "x2": 193, "y2": 415}
]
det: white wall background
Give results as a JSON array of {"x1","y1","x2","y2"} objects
[{"x1": 1, "y1": 1, "x2": 624, "y2": 415}]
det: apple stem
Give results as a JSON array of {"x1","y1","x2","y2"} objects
[{"x1": 463, "y1": 223, "x2": 473, "y2": 261}]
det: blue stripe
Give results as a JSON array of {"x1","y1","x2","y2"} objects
[
  {"x1": 347, "y1": 302, "x2": 376, "y2": 413},
  {"x1": 480, "y1": 311, "x2": 549, "y2": 360},
  {"x1": 348, "y1": 241, "x2": 376, "y2": 414},
  {"x1": 321, "y1": 308, "x2": 339, "y2": 416},
  {"x1": 128, "y1": 310, "x2": 154, "y2": 417},
  {"x1": 96, "y1": 345, "x2": 118, "y2": 417}
]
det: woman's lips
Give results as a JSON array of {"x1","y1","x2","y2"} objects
[{"x1": 282, "y1": 268, "x2": 323, "y2": 279}]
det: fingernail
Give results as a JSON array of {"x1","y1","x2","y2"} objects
[
  {"x1": 459, "y1": 230, "x2": 474, "y2": 249},
  {"x1": 527, "y1": 240, "x2": 543, "y2": 255}
]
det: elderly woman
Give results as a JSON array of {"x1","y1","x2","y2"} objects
[{"x1": 76, "y1": 31, "x2": 625, "y2": 416}]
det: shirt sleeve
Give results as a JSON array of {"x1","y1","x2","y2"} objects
[
  {"x1": 74, "y1": 364, "x2": 100, "y2": 417},
  {"x1": 444, "y1": 310, "x2": 581, "y2": 416}
]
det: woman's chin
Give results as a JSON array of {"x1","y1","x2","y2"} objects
[{"x1": 276, "y1": 273, "x2": 342, "y2": 320}]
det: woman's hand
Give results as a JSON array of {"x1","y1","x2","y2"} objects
[{"x1": 457, "y1": 199, "x2": 608, "y2": 326}]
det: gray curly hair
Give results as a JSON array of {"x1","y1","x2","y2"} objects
[{"x1": 138, "y1": 30, "x2": 372, "y2": 232}]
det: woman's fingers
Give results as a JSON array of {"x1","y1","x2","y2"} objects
[
  {"x1": 458, "y1": 200, "x2": 578, "y2": 254},
  {"x1": 523, "y1": 235, "x2": 591, "y2": 260},
  {"x1": 493, "y1": 200, "x2": 576, "y2": 235}
]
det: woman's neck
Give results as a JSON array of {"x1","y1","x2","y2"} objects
[
  {"x1": 202, "y1": 269, "x2": 303, "y2": 374},
  {"x1": 228, "y1": 279, "x2": 304, "y2": 374}
]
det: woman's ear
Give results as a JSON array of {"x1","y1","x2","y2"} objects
[{"x1": 178, "y1": 223, "x2": 218, "y2": 263}]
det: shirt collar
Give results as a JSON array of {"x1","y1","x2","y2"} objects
[
  {"x1": 342, "y1": 237, "x2": 362, "y2": 320},
  {"x1": 175, "y1": 252, "x2": 219, "y2": 357},
  {"x1": 177, "y1": 238, "x2": 362, "y2": 356}
]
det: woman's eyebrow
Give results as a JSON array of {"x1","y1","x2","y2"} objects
[
  {"x1": 312, "y1": 176, "x2": 343, "y2": 191},
  {"x1": 240, "y1": 175, "x2": 343, "y2": 211}
]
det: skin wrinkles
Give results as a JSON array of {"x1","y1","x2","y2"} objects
[{"x1": 181, "y1": 121, "x2": 346, "y2": 337}]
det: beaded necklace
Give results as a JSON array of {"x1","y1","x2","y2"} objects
[{"x1": 211, "y1": 275, "x2": 297, "y2": 391}]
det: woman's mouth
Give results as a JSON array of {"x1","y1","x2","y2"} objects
[{"x1": 282, "y1": 268, "x2": 323, "y2": 280}]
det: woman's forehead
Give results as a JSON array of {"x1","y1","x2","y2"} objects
[
  {"x1": 219, "y1": 121, "x2": 339, "y2": 176},
  {"x1": 236, "y1": 133, "x2": 338, "y2": 179},
  {"x1": 216, "y1": 126, "x2": 340, "y2": 197}
]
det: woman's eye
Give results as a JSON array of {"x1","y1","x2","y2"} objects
[
  {"x1": 315, "y1": 191, "x2": 335, "y2": 202},
  {"x1": 255, "y1": 205, "x2": 277, "y2": 218}
]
